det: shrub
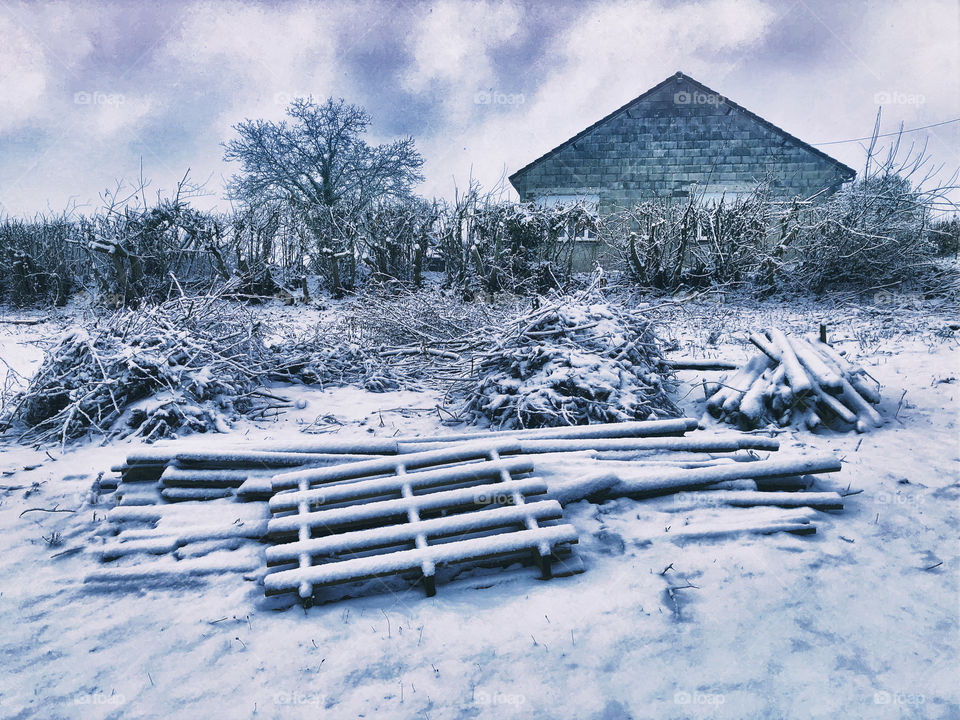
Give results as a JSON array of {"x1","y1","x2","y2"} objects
[
  {"x1": 435, "y1": 184, "x2": 596, "y2": 297},
  {"x1": 600, "y1": 187, "x2": 775, "y2": 291},
  {"x1": 929, "y1": 215, "x2": 959, "y2": 256},
  {"x1": 0, "y1": 214, "x2": 79, "y2": 306}
]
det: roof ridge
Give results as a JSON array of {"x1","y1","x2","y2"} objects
[{"x1": 508, "y1": 71, "x2": 856, "y2": 186}]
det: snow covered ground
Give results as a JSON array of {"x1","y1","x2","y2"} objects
[{"x1": 0, "y1": 296, "x2": 957, "y2": 719}]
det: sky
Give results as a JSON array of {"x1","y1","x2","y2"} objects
[{"x1": 0, "y1": 0, "x2": 958, "y2": 217}]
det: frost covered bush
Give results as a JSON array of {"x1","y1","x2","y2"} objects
[
  {"x1": 0, "y1": 214, "x2": 78, "y2": 306},
  {"x1": 464, "y1": 300, "x2": 678, "y2": 428},
  {"x1": 435, "y1": 185, "x2": 597, "y2": 297},
  {"x1": 783, "y1": 174, "x2": 936, "y2": 292},
  {"x1": 600, "y1": 187, "x2": 775, "y2": 291}
]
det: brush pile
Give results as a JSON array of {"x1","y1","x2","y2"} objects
[
  {"x1": 0, "y1": 295, "x2": 280, "y2": 443},
  {"x1": 705, "y1": 328, "x2": 883, "y2": 432},
  {"x1": 268, "y1": 340, "x2": 402, "y2": 392},
  {"x1": 464, "y1": 301, "x2": 679, "y2": 428}
]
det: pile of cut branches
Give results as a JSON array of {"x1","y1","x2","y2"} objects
[
  {"x1": 0, "y1": 295, "x2": 279, "y2": 443},
  {"x1": 324, "y1": 287, "x2": 514, "y2": 386},
  {"x1": 267, "y1": 338, "x2": 402, "y2": 393},
  {"x1": 463, "y1": 300, "x2": 679, "y2": 428}
]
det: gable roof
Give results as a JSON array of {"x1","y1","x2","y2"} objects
[{"x1": 508, "y1": 71, "x2": 856, "y2": 187}]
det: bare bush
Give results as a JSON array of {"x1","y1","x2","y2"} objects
[
  {"x1": 928, "y1": 215, "x2": 959, "y2": 256},
  {"x1": 600, "y1": 186, "x2": 778, "y2": 291},
  {"x1": 80, "y1": 176, "x2": 226, "y2": 305},
  {"x1": 435, "y1": 182, "x2": 596, "y2": 297},
  {"x1": 356, "y1": 198, "x2": 438, "y2": 287},
  {"x1": 780, "y1": 122, "x2": 959, "y2": 292}
]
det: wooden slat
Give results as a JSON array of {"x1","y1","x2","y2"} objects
[
  {"x1": 266, "y1": 500, "x2": 564, "y2": 564},
  {"x1": 269, "y1": 457, "x2": 535, "y2": 512},
  {"x1": 271, "y1": 441, "x2": 524, "y2": 491},
  {"x1": 267, "y1": 477, "x2": 549, "y2": 537},
  {"x1": 264, "y1": 525, "x2": 578, "y2": 594}
]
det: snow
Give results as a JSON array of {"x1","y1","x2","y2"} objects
[{"x1": 0, "y1": 296, "x2": 957, "y2": 718}]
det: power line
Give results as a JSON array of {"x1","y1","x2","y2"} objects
[{"x1": 813, "y1": 117, "x2": 960, "y2": 146}]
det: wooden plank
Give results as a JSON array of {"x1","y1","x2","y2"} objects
[
  {"x1": 396, "y1": 418, "x2": 699, "y2": 446},
  {"x1": 271, "y1": 441, "x2": 524, "y2": 491},
  {"x1": 266, "y1": 500, "x2": 564, "y2": 564},
  {"x1": 267, "y1": 477, "x2": 549, "y2": 537},
  {"x1": 613, "y1": 455, "x2": 842, "y2": 495},
  {"x1": 264, "y1": 525, "x2": 578, "y2": 595},
  {"x1": 269, "y1": 458, "x2": 535, "y2": 513}
]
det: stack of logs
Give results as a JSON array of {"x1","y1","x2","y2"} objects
[{"x1": 705, "y1": 329, "x2": 883, "y2": 432}]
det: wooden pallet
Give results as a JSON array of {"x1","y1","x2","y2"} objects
[{"x1": 264, "y1": 442, "x2": 581, "y2": 602}]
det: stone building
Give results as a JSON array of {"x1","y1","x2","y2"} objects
[{"x1": 509, "y1": 71, "x2": 855, "y2": 260}]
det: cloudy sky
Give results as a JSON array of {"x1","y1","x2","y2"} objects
[{"x1": 0, "y1": 0, "x2": 957, "y2": 216}]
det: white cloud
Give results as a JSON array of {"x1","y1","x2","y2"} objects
[
  {"x1": 85, "y1": 95, "x2": 155, "y2": 138},
  {"x1": 401, "y1": 0, "x2": 524, "y2": 127},
  {"x1": 417, "y1": 0, "x2": 778, "y2": 199},
  {"x1": 403, "y1": 0, "x2": 523, "y2": 93},
  {"x1": 0, "y1": 0, "x2": 100, "y2": 134},
  {"x1": 0, "y1": 17, "x2": 48, "y2": 132},
  {"x1": 163, "y1": 2, "x2": 348, "y2": 138}
]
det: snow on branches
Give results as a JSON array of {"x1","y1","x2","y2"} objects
[{"x1": 464, "y1": 300, "x2": 679, "y2": 428}]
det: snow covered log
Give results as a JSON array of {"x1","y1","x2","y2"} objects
[
  {"x1": 269, "y1": 456, "x2": 536, "y2": 513},
  {"x1": 607, "y1": 454, "x2": 842, "y2": 496},
  {"x1": 667, "y1": 490, "x2": 844, "y2": 511},
  {"x1": 267, "y1": 476, "x2": 549, "y2": 538},
  {"x1": 124, "y1": 438, "x2": 402, "y2": 464},
  {"x1": 665, "y1": 507, "x2": 820, "y2": 540},
  {"x1": 510, "y1": 434, "x2": 779, "y2": 455},
  {"x1": 270, "y1": 440, "x2": 525, "y2": 491},
  {"x1": 399, "y1": 418, "x2": 700, "y2": 445},
  {"x1": 265, "y1": 500, "x2": 564, "y2": 565},
  {"x1": 662, "y1": 358, "x2": 740, "y2": 370}
]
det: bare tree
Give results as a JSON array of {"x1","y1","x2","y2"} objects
[{"x1": 223, "y1": 97, "x2": 424, "y2": 294}]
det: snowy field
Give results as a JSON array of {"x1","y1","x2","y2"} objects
[{"x1": 0, "y1": 296, "x2": 957, "y2": 720}]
